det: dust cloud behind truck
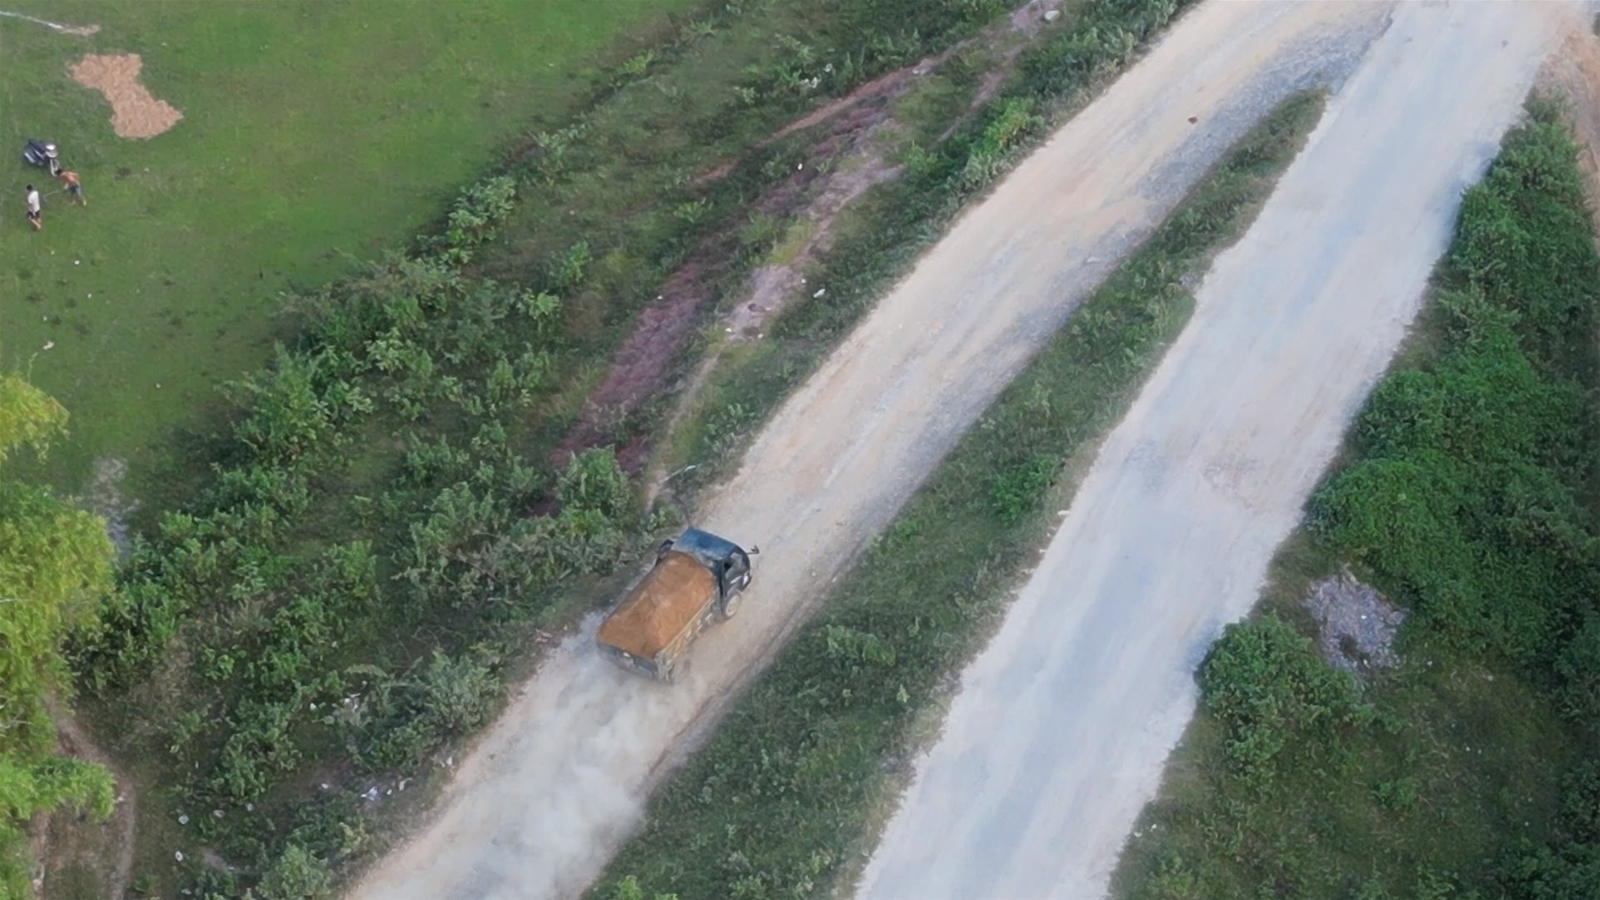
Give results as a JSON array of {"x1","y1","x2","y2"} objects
[{"x1": 595, "y1": 527, "x2": 757, "y2": 684}]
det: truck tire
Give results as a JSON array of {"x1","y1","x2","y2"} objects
[
  {"x1": 655, "y1": 539, "x2": 675, "y2": 560},
  {"x1": 719, "y1": 591, "x2": 742, "y2": 620}
]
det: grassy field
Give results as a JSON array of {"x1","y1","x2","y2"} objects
[
  {"x1": 1112, "y1": 100, "x2": 1600, "y2": 900},
  {"x1": 0, "y1": 0, "x2": 695, "y2": 488},
  {"x1": 593, "y1": 86, "x2": 1328, "y2": 900}
]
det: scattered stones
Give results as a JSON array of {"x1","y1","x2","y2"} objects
[{"x1": 1304, "y1": 566, "x2": 1407, "y2": 674}]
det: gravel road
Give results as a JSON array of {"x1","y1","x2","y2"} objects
[
  {"x1": 340, "y1": 2, "x2": 1504, "y2": 897},
  {"x1": 853, "y1": 3, "x2": 1583, "y2": 898}
]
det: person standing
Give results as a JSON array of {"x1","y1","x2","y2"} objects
[
  {"x1": 57, "y1": 169, "x2": 84, "y2": 206},
  {"x1": 25, "y1": 184, "x2": 41, "y2": 231}
]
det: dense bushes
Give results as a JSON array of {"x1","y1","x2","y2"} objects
[
  {"x1": 1309, "y1": 103, "x2": 1600, "y2": 674},
  {"x1": 1199, "y1": 614, "x2": 1369, "y2": 780},
  {"x1": 1493, "y1": 762, "x2": 1600, "y2": 900}
]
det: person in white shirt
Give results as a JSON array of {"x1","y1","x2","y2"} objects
[{"x1": 25, "y1": 185, "x2": 42, "y2": 231}]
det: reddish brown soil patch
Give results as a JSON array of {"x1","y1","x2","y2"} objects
[
  {"x1": 70, "y1": 54, "x2": 183, "y2": 139},
  {"x1": 554, "y1": 94, "x2": 897, "y2": 473},
  {"x1": 556, "y1": 0, "x2": 1077, "y2": 482}
]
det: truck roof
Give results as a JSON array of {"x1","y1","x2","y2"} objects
[
  {"x1": 595, "y1": 550, "x2": 717, "y2": 660},
  {"x1": 672, "y1": 527, "x2": 744, "y2": 567}
]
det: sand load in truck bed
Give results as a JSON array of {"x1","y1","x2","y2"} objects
[{"x1": 595, "y1": 551, "x2": 717, "y2": 659}]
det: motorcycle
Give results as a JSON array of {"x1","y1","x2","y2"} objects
[{"x1": 22, "y1": 139, "x2": 62, "y2": 177}]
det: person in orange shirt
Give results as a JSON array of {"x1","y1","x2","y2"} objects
[{"x1": 57, "y1": 169, "x2": 84, "y2": 206}]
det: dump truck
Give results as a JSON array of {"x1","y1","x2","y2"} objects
[{"x1": 595, "y1": 527, "x2": 758, "y2": 684}]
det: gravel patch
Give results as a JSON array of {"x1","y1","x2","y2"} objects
[{"x1": 1305, "y1": 565, "x2": 1407, "y2": 674}]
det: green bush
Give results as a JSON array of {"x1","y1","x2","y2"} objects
[
  {"x1": 1373, "y1": 776, "x2": 1419, "y2": 812},
  {"x1": 415, "y1": 651, "x2": 502, "y2": 737},
  {"x1": 252, "y1": 843, "x2": 336, "y2": 900},
  {"x1": 1446, "y1": 114, "x2": 1598, "y2": 371},
  {"x1": 1556, "y1": 617, "x2": 1600, "y2": 726},
  {"x1": 1198, "y1": 614, "x2": 1367, "y2": 779},
  {"x1": 558, "y1": 448, "x2": 634, "y2": 518},
  {"x1": 990, "y1": 453, "x2": 1060, "y2": 524}
]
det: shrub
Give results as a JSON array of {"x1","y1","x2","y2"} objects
[
  {"x1": 415, "y1": 651, "x2": 502, "y2": 737},
  {"x1": 1374, "y1": 776, "x2": 1419, "y2": 812},
  {"x1": 558, "y1": 448, "x2": 634, "y2": 519},
  {"x1": 253, "y1": 844, "x2": 335, "y2": 900},
  {"x1": 433, "y1": 176, "x2": 518, "y2": 264},
  {"x1": 1198, "y1": 614, "x2": 1367, "y2": 778},
  {"x1": 990, "y1": 453, "x2": 1060, "y2": 524},
  {"x1": 1556, "y1": 617, "x2": 1600, "y2": 727}
]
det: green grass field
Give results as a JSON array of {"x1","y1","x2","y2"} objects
[{"x1": 0, "y1": 0, "x2": 693, "y2": 488}]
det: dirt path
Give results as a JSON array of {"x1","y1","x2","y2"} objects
[
  {"x1": 853, "y1": 3, "x2": 1585, "y2": 899},
  {"x1": 346, "y1": 4, "x2": 1414, "y2": 899},
  {"x1": 39, "y1": 702, "x2": 137, "y2": 900}
]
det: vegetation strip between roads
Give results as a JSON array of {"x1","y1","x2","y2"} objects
[{"x1": 593, "y1": 88, "x2": 1328, "y2": 900}]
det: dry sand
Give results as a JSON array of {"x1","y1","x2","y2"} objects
[{"x1": 69, "y1": 54, "x2": 182, "y2": 139}]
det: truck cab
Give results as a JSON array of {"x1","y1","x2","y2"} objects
[{"x1": 595, "y1": 527, "x2": 757, "y2": 683}]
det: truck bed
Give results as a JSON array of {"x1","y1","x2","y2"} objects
[{"x1": 595, "y1": 550, "x2": 717, "y2": 660}]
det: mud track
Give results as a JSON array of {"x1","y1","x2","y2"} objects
[{"x1": 344, "y1": 2, "x2": 1521, "y2": 897}]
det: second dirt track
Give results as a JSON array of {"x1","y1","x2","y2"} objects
[{"x1": 349, "y1": 2, "x2": 1589, "y2": 898}]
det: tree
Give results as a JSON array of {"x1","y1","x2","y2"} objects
[{"x1": 0, "y1": 372, "x2": 116, "y2": 895}]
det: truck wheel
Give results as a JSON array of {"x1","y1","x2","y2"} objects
[
  {"x1": 656, "y1": 539, "x2": 675, "y2": 560},
  {"x1": 720, "y1": 592, "x2": 742, "y2": 620}
]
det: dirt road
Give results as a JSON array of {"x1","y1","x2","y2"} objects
[
  {"x1": 853, "y1": 3, "x2": 1584, "y2": 899},
  {"x1": 348, "y1": 4, "x2": 1421, "y2": 899}
]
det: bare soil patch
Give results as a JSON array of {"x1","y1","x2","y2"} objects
[
  {"x1": 31, "y1": 702, "x2": 137, "y2": 900},
  {"x1": 69, "y1": 54, "x2": 183, "y2": 139},
  {"x1": 553, "y1": 80, "x2": 907, "y2": 474},
  {"x1": 1304, "y1": 566, "x2": 1407, "y2": 675}
]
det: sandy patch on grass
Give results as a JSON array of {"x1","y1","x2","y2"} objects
[{"x1": 69, "y1": 53, "x2": 183, "y2": 139}]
